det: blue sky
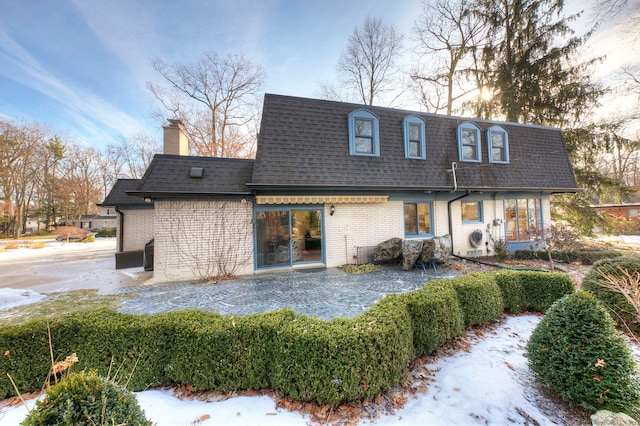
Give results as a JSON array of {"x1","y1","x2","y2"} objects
[{"x1": 0, "y1": 0, "x2": 637, "y2": 151}]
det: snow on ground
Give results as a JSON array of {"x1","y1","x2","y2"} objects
[
  {"x1": 0, "y1": 314, "x2": 587, "y2": 426},
  {"x1": 0, "y1": 238, "x2": 115, "y2": 261},
  {"x1": 0, "y1": 288, "x2": 46, "y2": 310}
]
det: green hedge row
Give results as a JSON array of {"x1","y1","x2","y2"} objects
[
  {"x1": 513, "y1": 249, "x2": 621, "y2": 265},
  {"x1": 0, "y1": 271, "x2": 574, "y2": 405}
]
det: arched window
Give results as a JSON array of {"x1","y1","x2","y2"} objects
[
  {"x1": 403, "y1": 115, "x2": 426, "y2": 159},
  {"x1": 487, "y1": 125, "x2": 509, "y2": 163},
  {"x1": 348, "y1": 109, "x2": 380, "y2": 156},
  {"x1": 457, "y1": 122, "x2": 481, "y2": 162}
]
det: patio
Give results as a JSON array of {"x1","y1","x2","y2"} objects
[{"x1": 116, "y1": 266, "x2": 459, "y2": 320}]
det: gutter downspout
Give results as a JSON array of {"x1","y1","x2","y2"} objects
[
  {"x1": 447, "y1": 190, "x2": 472, "y2": 256},
  {"x1": 115, "y1": 206, "x2": 124, "y2": 252}
]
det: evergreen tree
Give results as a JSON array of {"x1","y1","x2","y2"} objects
[{"x1": 472, "y1": 0, "x2": 601, "y2": 126}]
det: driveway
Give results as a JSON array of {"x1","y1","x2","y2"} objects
[{"x1": 0, "y1": 238, "x2": 152, "y2": 294}]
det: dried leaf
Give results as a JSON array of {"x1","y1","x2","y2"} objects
[
  {"x1": 595, "y1": 359, "x2": 605, "y2": 368},
  {"x1": 505, "y1": 361, "x2": 516, "y2": 371}
]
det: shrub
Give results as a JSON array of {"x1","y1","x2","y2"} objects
[
  {"x1": 271, "y1": 295, "x2": 413, "y2": 405},
  {"x1": 53, "y1": 226, "x2": 88, "y2": 242},
  {"x1": 514, "y1": 249, "x2": 621, "y2": 265},
  {"x1": 401, "y1": 284, "x2": 464, "y2": 356},
  {"x1": 22, "y1": 370, "x2": 152, "y2": 426},
  {"x1": 495, "y1": 270, "x2": 527, "y2": 314},
  {"x1": 583, "y1": 255, "x2": 640, "y2": 332},
  {"x1": 518, "y1": 271, "x2": 574, "y2": 313},
  {"x1": 526, "y1": 292, "x2": 640, "y2": 417},
  {"x1": 439, "y1": 273, "x2": 503, "y2": 327},
  {"x1": 344, "y1": 263, "x2": 377, "y2": 274},
  {"x1": 96, "y1": 227, "x2": 116, "y2": 238}
]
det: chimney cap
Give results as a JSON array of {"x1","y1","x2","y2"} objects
[{"x1": 166, "y1": 118, "x2": 183, "y2": 127}]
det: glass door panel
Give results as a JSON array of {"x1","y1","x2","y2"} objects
[
  {"x1": 291, "y1": 210, "x2": 322, "y2": 264},
  {"x1": 255, "y1": 210, "x2": 290, "y2": 267}
]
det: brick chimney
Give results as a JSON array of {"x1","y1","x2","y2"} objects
[{"x1": 163, "y1": 119, "x2": 189, "y2": 156}]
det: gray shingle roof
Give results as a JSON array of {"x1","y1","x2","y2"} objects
[
  {"x1": 250, "y1": 94, "x2": 579, "y2": 192},
  {"x1": 132, "y1": 155, "x2": 254, "y2": 197},
  {"x1": 100, "y1": 179, "x2": 148, "y2": 207}
]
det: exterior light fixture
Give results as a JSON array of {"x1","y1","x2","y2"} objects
[
  {"x1": 330, "y1": 204, "x2": 335, "y2": 216},
  {"x1": 144, "y1": 197, "x2": 152, "y2": 203}
]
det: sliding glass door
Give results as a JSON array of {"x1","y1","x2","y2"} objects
[{"x1": 255, "y1": 208, "x2": 323, "y2": 268}]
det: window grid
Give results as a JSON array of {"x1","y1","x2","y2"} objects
[
  {"x1": 404, "y1": 202, "x2": 432, "y2": 236},
  {"x1": 457, "y1": 122, "x2": 481, "y2": 162},
  {"x1": 505, "y1": 198, "x2": 541, "y2": 241},
  {"x1": 487, "y1": 126, "x2": 509, "y2": 163},
  {"x1": 403, "y1": 116, "x2": 426, "y2": 160},
  {"x1": 461, "y1": 201, "x2": 483, "y2": 222},
  {"x1": 348, "y1": 110, "x2": 380, "y2": 156}
]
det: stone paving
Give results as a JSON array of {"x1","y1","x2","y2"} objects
[{"x1": 116, "y1": 266, "x2": 459, "y2": 320}]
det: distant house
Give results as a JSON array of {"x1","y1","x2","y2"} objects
[
  {"x1": 103, "y1": 94, "x2": 579, "y2": 283},
  {"x1": 74, "y1": 207, "x2": 117, "y2": 232},
  {"x1": 591, "y1": 187, "x2": 640, "y2": 218}
]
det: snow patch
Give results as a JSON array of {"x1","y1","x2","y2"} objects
[{"x1": 0, "y1": 289, "x2": 46, "y2": 311}]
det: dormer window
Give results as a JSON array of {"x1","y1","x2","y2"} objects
[
  {"x1": 487, "y1": 126, "x2": 509, "y2": 163},
  {"x1": 348, "y1": 109, "x2": 380, "y2": 156},
  {"x1": 457, "y1": 122, "x2": 481, "y2": 162},
  {"x1": 403, "y1": 116, "x2": 426, "y2": 159}
]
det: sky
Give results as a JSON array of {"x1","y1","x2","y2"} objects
[{"x1": 0, "y1": 0, "x2": 638, "y2": 152}]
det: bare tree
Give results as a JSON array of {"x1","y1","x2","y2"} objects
[
  {"x1": 412, "y1": 0, "x2": 486, "y2": 115},
  {"x1": 106, "y1": 132, "x2": 161, "y2": 180},
  {"x1": 148, "y1": 52, "x2": 265, "y2": 158},
  {"x1": 337, "y1": 16, "x2": 404, "y2": 105}
]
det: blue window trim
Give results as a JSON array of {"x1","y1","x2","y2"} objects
[
  {"x1": 348, "y1": 109, "x2": 380, "y2": 156},
  {"x1": 487, "y1": 125, "x2": 509, "y2": 163},
  {"x1": 461, "y1": 200, "x2": 483, "y2": 223},
  {"x1": 503, "y1": 198, "x2": 544, "y2": 243},
  {"x1": 457, "y1": 122, "x2": 482, "y2": 162},
  {"x1": 403, "y1": 202, "x2": 434, "y2": 238},
  {"x1": 403, "y1": 115, "x2": 426, "y2": 160}
]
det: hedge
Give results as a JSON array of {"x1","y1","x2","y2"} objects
[
  {"x1": 513, "y1": 249, "x2": 621, "y2": 265},
  {"x1": 0, "y1": 270, "x2": 575, "y2": 405}
]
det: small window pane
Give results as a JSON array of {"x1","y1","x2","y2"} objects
[
  {"x1": 492, "y1": 147, "x2": 504, "y2": 161},
  {"x1": 404, "y1": 204, "x2": 418, "y2": 235},
  {"x1": 355, "y1": 118, "x2": 373, "y2": 137},
  {"x1": 355, "y1": 137, "x2": 373, "y2": 153},
  {"x1": 462, "y1": 128, "x2": 476, "y2": 146},
  {"x1": 463, "y1": 145, "x2": 476, "y2": 160},
  {"x1": 409, "y1": 140, "x2": 420, "y2": 157},
  {"x1": 418, "y1": 204, "x2": 431, "y2": 234},
  {"x1": 491, "y1": 132, "x2": 505, "y2": 161},
  {"x1": 462, "y1": 201, "x2": 480, "y2": 221},
  {"x1": 409, "y1": 123, "x2": 420, "y2": 141}
]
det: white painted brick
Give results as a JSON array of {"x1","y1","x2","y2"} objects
[
  {"x1": 153, "y1": 200, "x2": 254, "y2": 283},
  {"x1": 121, "y1": 209, "x2": 154, "y2": 251}
]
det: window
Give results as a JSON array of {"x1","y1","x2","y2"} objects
[
  {"x1": 461, "y1": 201, "x2": 482, "y2": 222},
  {"x1": 457, "y1": 122, "x2": 481, "y2": 162},
  {"x1": 487, "y1": 126, "x2": 509, "y2": 163},
  {"x1": 505, "y1": 198, "x2": 542, "y2": 241},
  {"x1": 348, "y1": 109, "x2": 380, "y2": 156},
  {"x1": 403, "y1": 116, "x2": 426, "y2": 159},
  {"x1": 404, "y1": 203, "x2": 432, "y2": 236}
]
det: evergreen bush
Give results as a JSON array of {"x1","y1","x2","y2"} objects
[
  {"x1": 582, "y1": 255, "x2": 640, "y2": 332},
  {"x1": 401, "y1": 284, "x2": 464, "y2": 355},
  {"x1": 518, "y1": 271, "x2": 574, "y2": 312},
  {"x1": 22, "y1": 371, "x2": 152, "y2": 426},
  {"x1": 527, "y1": 292, "x2": 640, "y2": 417},
  {"x1": 439, "y1": 273, "x2": 504, "y2": 326}
]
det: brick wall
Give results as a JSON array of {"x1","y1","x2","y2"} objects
[
  {"x1": 121, "y1": 209, "x2": 154, "y2": 251},
  {"x1": 154, "y1": 200, "x2": 254, "y2": 283},
  {"x1": 324, "y1": 201, "x2": 404, "y2": 267}
]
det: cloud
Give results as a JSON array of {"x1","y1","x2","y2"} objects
[{"x1": 0, "y1": 27, "x2": 146, "y2": 144}]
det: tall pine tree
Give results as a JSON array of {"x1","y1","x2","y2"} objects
[{"x1": 472, "y1": 0, "x2": 601, "y2": 127}]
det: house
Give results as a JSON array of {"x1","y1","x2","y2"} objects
[
  {"x1": 591, "y1": 187, "x2": 640, "y2": 218},
  {"x1": 100, "y1": 178, "x2": 154, "y2": 268},
  {"x1": 104, "y1": 94, "x2": 579, "y2": 283},
  {"x1": 73, "y1": 208, "x2": 117, "y2": 232}
]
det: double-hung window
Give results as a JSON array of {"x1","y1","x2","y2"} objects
[
  {"x1": 403, "y1": 116, "x2": 426, "y2": 159},
  {"x1": 487, "y1": 126, "x2": 509, "y2": 163},
  {"x1": 348, "y1": 110, "x2": 380, "y2": 156},
  {"x1": 404, "y1": 202, "x2": 432, "y2": 236},
  {"x1": 457, "y1": 122, "x2": 481, "y2": 162}
]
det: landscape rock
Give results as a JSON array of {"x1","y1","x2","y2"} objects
[
  {"x1": 591, "y1": 410, "x2": 638, "y2": 426},
  {"x1": 402, "y1": 240, "x2": 423, "y2": 270},
  {"x1": 432, "y1": 235, "x2": 452, "y2": 261},
  {"x1": 374, "y1": 237, "x2": 403, "y2": 264}
]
